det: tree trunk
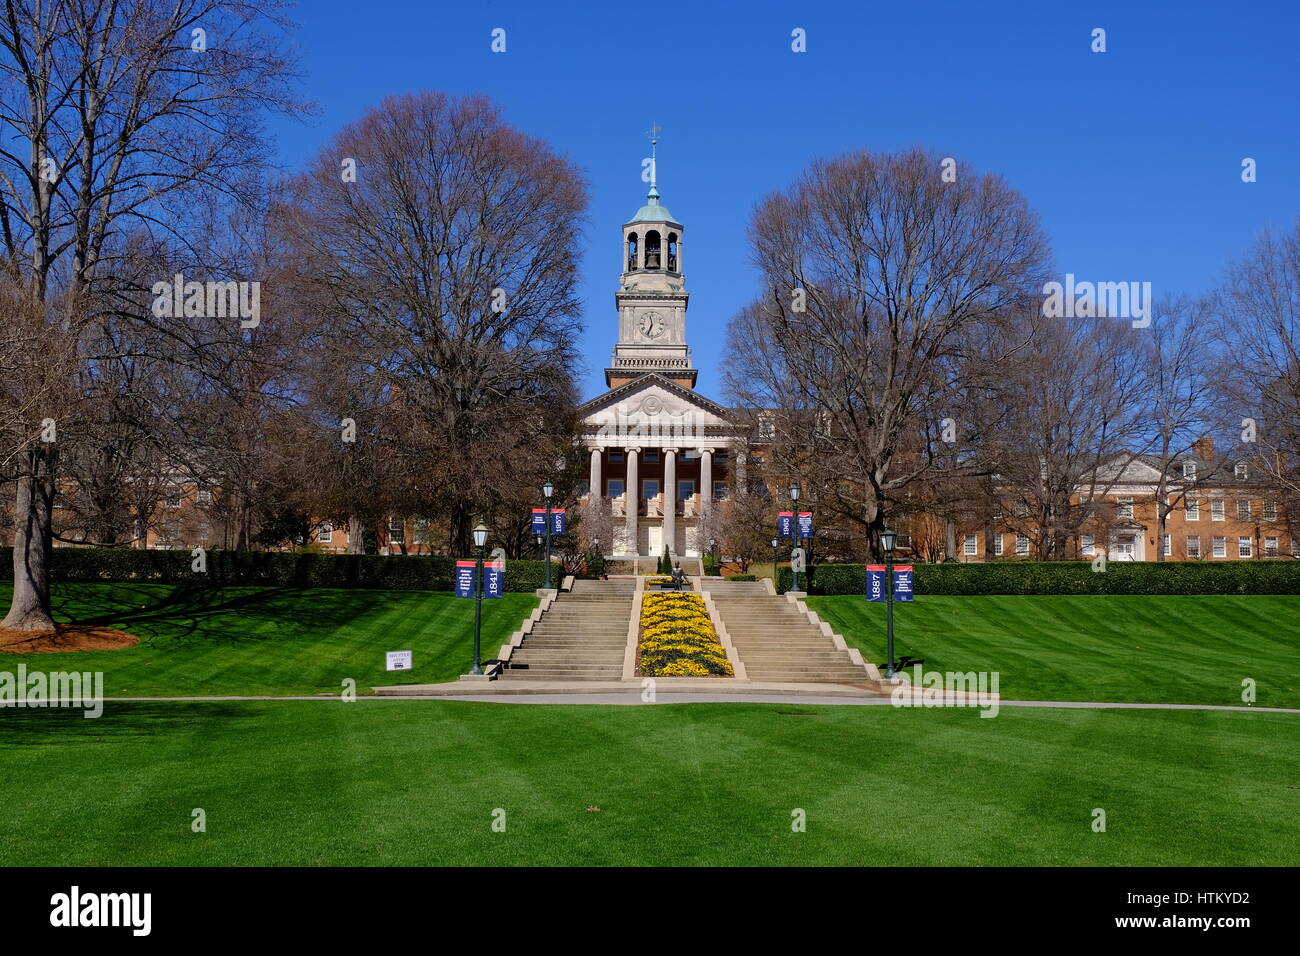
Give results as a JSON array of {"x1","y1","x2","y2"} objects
[
  {"x1": 2, "y1": 445, "x2": 58, "y2": 634},
  {"x1": 347, "y1": 515, "x2": 364, "y2": 554}
]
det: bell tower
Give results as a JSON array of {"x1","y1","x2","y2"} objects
[{"x1": 607, "y1": 130, "x2": 696, "y2": 389}]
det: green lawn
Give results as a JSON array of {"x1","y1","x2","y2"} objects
[
  {"x1": 809, "y1": 594, "x2": 1300, "y2": 709},
  {"x1": 0, "y1": 583, "x2": 536, "y2": 696},
  {"x1": 0, "y1": 700, "x2": 1295, "y2": 865}
]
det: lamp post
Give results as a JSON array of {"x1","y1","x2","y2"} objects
[
  {"x1": 535, "y1": 533, "x2": 543, "y2": 558},
  {"x1": 471, "y1": 522, "x2": 488, "y2": 675},
  {"x1": 709, "y1": 537, "x2": 717, "y2": 574},
  {"x1": 592, "y1": 536, "x2": 601, "y2": 577},
  {"x1": 789, "y1": 481, "x2": 802, "y2": 592},
  {"x1": 771, "y1": 536, "x2": 779, "y2": 582},
  {"x1": 881, "y1": 525, "x2": 897, "y2": 678},
  {"x1": 542, "y1": 479, "x2": 555, "y2": 591}
]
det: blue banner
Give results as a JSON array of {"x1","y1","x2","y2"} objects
[
  {"x1": 551, "y1": 508, "x2": 566, "y2": 534},
  {"x1": 866, "y1": 565, "x2": 886, "y2": 602},
  {"x1": 778, "y1": 511, "x2": 794, "y2": 539},
  {"x1": 484, "y1": 561, "x2": 504, "y2": 599},
  {"x1": 893, "y1": 566, "x2": 914, "y2": 602},
  {"x1": 454, "y1": 560, "x2": 476, "y2": 598},
  {"x1": 456, "y1": 560, "x2": 504, "y2": 598},
  {"x1": 798, "y1": 511, "x2": 814, "y2": 538},
  {"x1": 531, "y1": 509, "x2": 545, "y2": 534}
]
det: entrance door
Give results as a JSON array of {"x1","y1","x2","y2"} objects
[
  {"x1": 647, "y1": 524, "x2": 663, "y2": 557},
  {"x1": 1114, "y1": 535, "x2": 1136, "y2": 560}
]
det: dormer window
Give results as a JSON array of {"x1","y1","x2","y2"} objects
[
  {"x1": 1235, "y1": 462, "x2": 1248, "y2": 479},
  {"x1": 1182, "y1": 461, "x2": 1197, "y2": 480}
]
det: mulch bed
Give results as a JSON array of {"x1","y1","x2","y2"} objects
[{"x1": 0, "y1": 625, "x2": 140, "y2": 654}]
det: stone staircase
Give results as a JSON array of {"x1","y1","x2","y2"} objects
[
  {"x1": 498, "y1": 579, "x2": 634, "y2": 681},
  {"x1": 709, "y1": 581, "x2": 870, "y2": 683}
]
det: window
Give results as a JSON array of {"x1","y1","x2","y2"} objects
[
  {"x1": 1186, "y1": 535, "x2": 1201, "y2": 558},
  {"x1": 991, "y1": 505, "x2": 1002, "y2": 521},
  {"x1": 1238, "y1": 536, "x2": 1252, "y2": 558},
  {"x1": 1081, "y1": 534, "x2": 1095, "y2": 556},
  {"x1": 414, "y1": 518, "x2": 430, "y2": 545},
  {"x1": 1016, "y1": 533, "x2": 1029, "y2": 555},
  {"x1": 677, "y1": 480, "x2": 694, "y2": 501},
  {"x1": 1182, "y1": 461, "x2": 1197, "y2": 480},
  {"x1": 1212, "y1": 536, "x2": 1227, "y2": 558},
  {"x1": 389, "y1": 515, "x2": 404, "y2": 535},
  {"x1": 609, "y1": 450, "x2": 624, "y2": 463},
  {"x1": 1186, "y1": 499, "x2": 1199, "y2": 521},
  {"x1": 1014, "y1": 500, "x2": 1029, "y2": 518},
  {"x1": 963, "y1": 534, "x2": 978, "y2": 556},
  {"x1": 1237, "y1": 500, "x2": 1252, "y2": 520},
  {"x1": 712, "y1": 481, "x2": 729, "y2": 501},
  {"x1": 644, "y1": 449, "x2": 659, "y2": 463},
  {"x1": 993, "y1": 534, "x2": 1004, "y2": 556},
  {"x1": 319, "y1": 523, "x2": 333, "y2": 543},
  {"x1": 1210, "y1": 500, "x2": 1225, "y2": 522},
  {"x1": 607, "y1": 479, "x2": 624, "y2": 498},
  {"x1": 642, "y1": 480, "x2": 659, "y2": 500},
  {"x1": 1235, "y1": 462, "x2": 1249, "y2": 479},
  {"x1": 1162, "y1": 534, "x2": 1171, "y2": 556},
  {"x1": 161, "y1": 521, "x2": 180, "y2": 544},
  {"x1": 1117, "y1": 497, "x2": 1134, "y2": 519},
  {"x1": 197, "y1": 489, "x2": 211, "y2": 505},
  {"x1": 1266, "y1": 537, "x2": 1278, "y2": 557},
  {"x1": 1114, "y1": 535, "x2": 1135, "y2": 557},
  {"x1": 165, "y1": 492, "x2": 182, "y2": 509},
  {"x1": 1263, "y1": 501, "x2": 1277, "y2": 521}
]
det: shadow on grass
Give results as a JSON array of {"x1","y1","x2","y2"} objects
[
  {"x1": 0, "y1": 701, "x2": 264, "y2": 743},
  {"x1": 50, "y1": 583, "x2": 411, "y2": 648}
]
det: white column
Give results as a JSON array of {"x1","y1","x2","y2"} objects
[
  {"x1": 625, "y1": 446, "x2": 639, "y2": 556},
  {"x1": 700, "y1": 448, "x2": 714, "y2": 513},
  {"x1": 589, "y1": 447, "x2": 602, "y2": 501},
  {"x1": 663, "y1": 447, "x2": 677, "y2": 556}
]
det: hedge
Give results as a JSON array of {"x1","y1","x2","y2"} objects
[
  {"x1": 778, "y1": 561, "x2": 1300, "y2": 596},
  {"x1": 0, "y1": 547, "x2": 557, "y2": 593}
]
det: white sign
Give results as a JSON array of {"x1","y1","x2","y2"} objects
[{"x1": 386, "y1": 650, "x2": 413, "y2": 672}]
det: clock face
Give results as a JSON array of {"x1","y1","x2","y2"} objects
[{"x1": 639, "y1": 311, "x2": 665, "y2": 339}]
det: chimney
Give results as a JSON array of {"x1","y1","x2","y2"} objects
[{"x1": 1192, "y1": 436, "x2": 1215, "y2": 460}]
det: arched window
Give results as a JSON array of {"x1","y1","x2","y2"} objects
[
  {"x1": 645, "y1": 230, "x2": 662, "y2": 269},
  {"x1": 667, "y1": 233, "x2": 679, "y2": 272},
  {"x1": 626, "y1": 232, "x2": 638, "y2": 271}
]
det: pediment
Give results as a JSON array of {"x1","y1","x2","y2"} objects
[{"x1": 580, "y1": 374, "x2": 734, "y2": 448}]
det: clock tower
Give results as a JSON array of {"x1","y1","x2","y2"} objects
[{"x1": 606, "y1": 139, "x2": 697, "y2": 389}]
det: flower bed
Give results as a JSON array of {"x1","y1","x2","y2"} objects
[{"x1": 637, "y1": 592, "x2": 734, "y2": 677}]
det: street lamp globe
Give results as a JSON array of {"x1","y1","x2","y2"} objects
[
  {"x1": 473, "y1": 523, "x2": 489, "y2": 548},
  {"x1": 789, "y1": 481, "x2": 801, "y2": 502},
  {"x1": 881, "y1": 526, "x2": 896, "y2": 553},
  {"x1": 771, "y1": 537, "x2": 779, "y2": 549},
  {"x1": 542, "y1": 480, "x2": 554, "y2": 500}
]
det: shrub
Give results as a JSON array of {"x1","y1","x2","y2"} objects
[
  {"x1": 776, "y1": 560, "x2": 1300, "y2": 595},
  {"x1": 0, "y1": 547, "x2": 555, "y2": 593},
  {"x1": 702, "y1": 555, "x2": 722, "y2": 576},
  {"x1": 727, "y1": 574, "x2": 757, "y2": 582},
  {"x1": 658, "y1": 546, "x2": 673, "y2": 575}
]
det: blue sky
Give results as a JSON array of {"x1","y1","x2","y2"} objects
[{"x1": 268, "y1": 0, "x2": 1300, "y2": 400}]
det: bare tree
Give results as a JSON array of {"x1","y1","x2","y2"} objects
[
  {"x1": 0, "y1": 0, "x2": 303, "y2": 631},
  {"x1": 281, "y1": 92, "x2": 586, "y2": 557},
  {"x1": 723, "y1": 148, "x2": 1050, "y2": 559}
]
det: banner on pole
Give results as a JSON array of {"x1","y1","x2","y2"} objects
[
  {"x1": 454, "y1": 560, "x2": 476, "y2": 598},
  {"x1": 866, "y1": 565, "x2": 886, "y2": 602},
  {"x1": 893, "y1": 565, "x2": 914, "y2": 602},
  {"x1": 798, "y1": 511, "x2": 814, "y2": 537},
  {"x1": 483, "y1": 561, "x2": 505, "y2": 599},
  {"x1": 778, "y1": 511, "x2": 794, "y2": 538}
]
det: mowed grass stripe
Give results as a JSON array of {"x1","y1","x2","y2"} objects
[
  {"x1": 0, "y1": 582, "x2": 536, "y2": 696},
  {"x1": 809, "y1": 594, "x2": 1300, "y2": 708},
  {"x1": 1, "y1": 701, "x2": 1295, "y2": 866}
]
